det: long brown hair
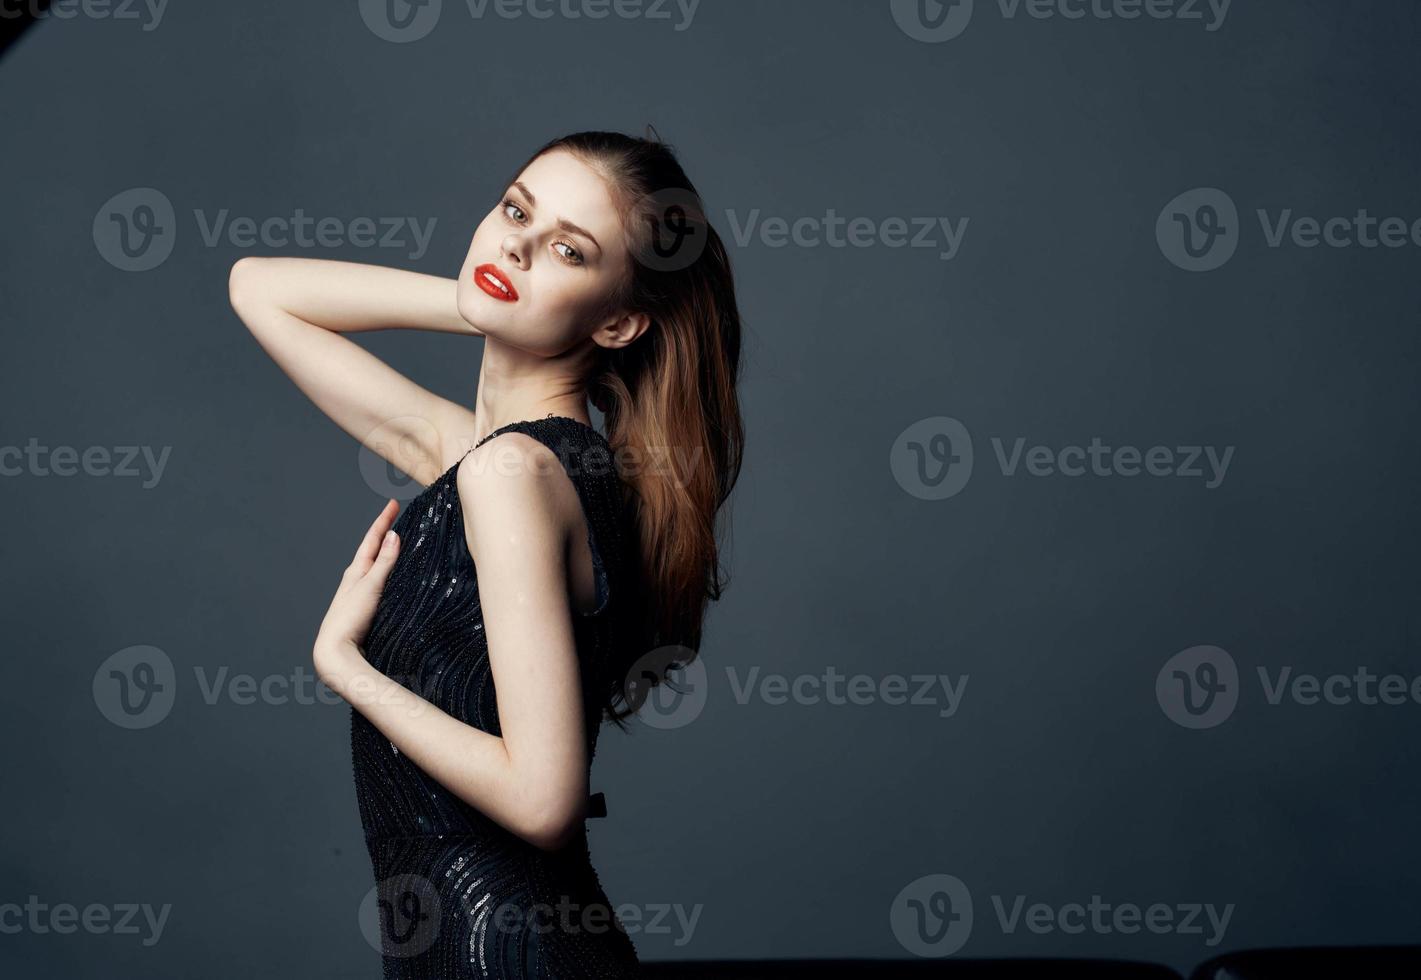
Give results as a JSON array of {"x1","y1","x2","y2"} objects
[{"x1": 508, "y1": 129, "x2": 744, "y2": 729}]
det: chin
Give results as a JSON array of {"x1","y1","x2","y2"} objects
[{"x1": 456, "y1": 287, "x2": 500, "y2": 333}]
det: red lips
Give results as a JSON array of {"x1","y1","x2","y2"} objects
[{"x1": 474, "y1": 263, "x2": 519, "y2": 302}]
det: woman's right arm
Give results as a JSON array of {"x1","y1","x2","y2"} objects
[{"x1": 228, "y1": 257, "x2": 479, "y2": 486}]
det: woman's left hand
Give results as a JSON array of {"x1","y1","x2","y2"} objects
[{"x1": 313, "y1": 499, "x2": 402, "y2": 681}]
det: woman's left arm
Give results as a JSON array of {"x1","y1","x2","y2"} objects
[{"x1": 314, "y1": 448, "x2": 590, "y2": 852}]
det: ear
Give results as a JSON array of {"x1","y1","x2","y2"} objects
[{"x1": 593, "y1": 310, "x2": 651, "y2": 350}]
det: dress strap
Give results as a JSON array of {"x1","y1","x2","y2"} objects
[{"x1": 471, "y1": 413, "x2": 606, "y2": 453}]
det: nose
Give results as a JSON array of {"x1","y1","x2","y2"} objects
[{"x1": 500, "y1": 232, "x2": 529, "y2": 270}]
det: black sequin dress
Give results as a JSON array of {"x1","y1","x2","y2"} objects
[{"x1": 350, "y1": 415, "x2": 641, "y2": 978}]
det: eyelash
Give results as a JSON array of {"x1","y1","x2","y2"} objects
[{"x1": 500, "y1": 198, "x2": 584, "y2": 266}]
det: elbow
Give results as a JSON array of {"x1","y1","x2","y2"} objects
[
  {"x1": 526, "y1": 827, "x2": 575, "y2": 854},
  {"x1": 226, "y1": 255, "x2": 267, "y2": 318},
  {"x1": 521, "y1": 799, "x2": 583, "y2": 853}
]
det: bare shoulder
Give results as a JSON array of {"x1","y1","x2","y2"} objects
[{"x1": 454, "y1": 433, "x2": 577, "y2": 558}]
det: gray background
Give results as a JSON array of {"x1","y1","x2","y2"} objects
[{"x1": 3, "y1": 0, "x2": 1419, "y2": 976}]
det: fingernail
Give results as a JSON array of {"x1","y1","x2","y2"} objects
[{"x1": 383, "y1": 530, "x2": 396, "y2": 547}]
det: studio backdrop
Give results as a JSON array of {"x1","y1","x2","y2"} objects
[{"x1": 2, "y1": 1, "x2": 1419, "y2": 977}]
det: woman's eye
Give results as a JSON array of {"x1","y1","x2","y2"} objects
[{"x1": 498, "y1": 200, "x2": 580, "y2": 265}]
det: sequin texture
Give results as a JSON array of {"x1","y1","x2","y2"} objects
[{"x1": 350, "y1": 416, "x2": 641, "y2": 978}]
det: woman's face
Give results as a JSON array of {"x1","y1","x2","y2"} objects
[{"x1": 456, "y1": 148, "x2": 633, "y2": 356}]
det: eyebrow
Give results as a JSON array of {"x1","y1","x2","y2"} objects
[{"x1": 512, "y1": 181, "x2": 602, "y2": 253}]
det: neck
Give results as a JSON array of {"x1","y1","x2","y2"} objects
[{"x1": 470, "y1": 336, "x2": 593, "y2": 443}]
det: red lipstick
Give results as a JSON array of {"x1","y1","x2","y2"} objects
[{"x1": 474, "y1": 263, "x2": 519, "y2": 302}]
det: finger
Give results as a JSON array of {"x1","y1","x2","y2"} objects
[
  {"x1": 353, "y1": 525, "x2": 400, "y2": 588},
  {"x1": 361, "y1": 528, "x2": 401, "y2": 586},
  {"x1": 352, "y1": 499, "x2": 400, "y2": 569}
]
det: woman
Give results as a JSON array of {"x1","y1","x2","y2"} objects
[{"x1": 228, "y1": 130, "x2": 744, "y2": 977}]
